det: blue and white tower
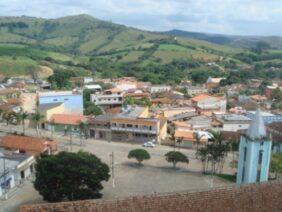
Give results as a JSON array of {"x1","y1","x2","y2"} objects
[{"x1": 236, "y1": 108, "x2": 272, "y2": 185}]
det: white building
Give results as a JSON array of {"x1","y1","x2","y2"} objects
[
  {"x1": 91, "y1": 88, "x2": 123, "y2": 106},
  {"x1": 150, "y1": 85, "x2": 171, "y2": 94},
  {"x1": 0, "y1": 152, "x2": 35, "y2": 198},
  {"x1": 215, "y1": 114, "x2": 252, "y2": 132}
]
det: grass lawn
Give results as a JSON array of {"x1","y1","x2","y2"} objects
[{"x1": 203, "y1": 172, "x2": 236, "y2": 182}]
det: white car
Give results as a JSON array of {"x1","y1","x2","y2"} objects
[{"x1": 143, "y1": 141, "x2": 156, "y2": 148}]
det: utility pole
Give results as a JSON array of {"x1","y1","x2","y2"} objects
[
  {"x1": 110, "y1": 152, "x2": 115, "y2": 188},
  {"x1": 69, "y1": 127, "x2": 73, "y2": 152}
]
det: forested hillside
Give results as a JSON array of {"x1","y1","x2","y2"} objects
[{"x1": 0, "y1": 14, "x2": 281, "y2": 85}]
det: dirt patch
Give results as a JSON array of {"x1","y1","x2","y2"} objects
[{"x1": 38, "y1": 66, "x2": 53, "y2": 79}]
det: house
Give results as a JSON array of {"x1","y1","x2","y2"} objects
[
  {"x1": 174, "y1": 130, "x2": 196, "y2": 148},
  {"x1": 0, "y1": 135, "x2": 57, "y2": 155},
  {"x1": 0, "y1": 151, "x2": 35, "y2": 198},
  {"x1": 250, "y1": 95, "x2": 267, "y2": 103},
  {"x1": 0, "y1": 89, "x2": 20, "y2": 101},
  {"x1": 111, "y1": 106, "x2": 167, "y2": 143},
  {"x1": 88, "y1": 114, "x2": 114, "y2": 140},
  {"x1": 187, "y1": 86, "x2": 208, "y2": 96},
  {"x1": 113, "y1": 77, "x2": 138, "y2": 91},
  {"x1": 70, "y1": 77, "x2": 93, "y2": 86},
  {"x1": 150, "y1": 85, "x2": 171, "y2": 94},
  {"x1": 248, "y1": 79, "x2": 262, "y2": 88},
  {"x1": 49, "y1": 114, "x2": 88, "y2": 134},
  {"x1": 38, "y1": 102, "x2": 65, "y2": 121},
  {"x1": 186, "y1": 115, "x2": 212, "y2": 130},
  {"x1": 159, "y1": 107, "x2": 197, "y2": 122},
  {"x1": 191, "y1": 94, "x2": 226, "y2": 115},
  {"x1": 84, "y1": 84, "x2": 102, "y2": 93},
  {"x1": 91, "y1": 88, "x2": 123, "y2": 108},
  {"x1": 38, "y1": 91, "x2": 83, "y2": 115},
  {"x1": 245, "y1": 110, "x2": 282, "y2": 124},
  {"x1": 206, "y1": 77, "x2": 225, "y2": 90},
  {"x1": 214, "y1": 114, "x2": 252, "y2": 132},
  {"x1": 123, "y1": 90, "x2": 150, "y2": 101}
]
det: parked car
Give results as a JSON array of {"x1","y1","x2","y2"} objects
[{"x1": 143, "y1": 141, "x2": 156, "y2": 148}]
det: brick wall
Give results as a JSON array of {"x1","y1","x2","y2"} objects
[{"x1": 21, "y1": 180, "x2": 282, "y2": 212}]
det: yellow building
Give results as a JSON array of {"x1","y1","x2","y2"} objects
[
  {"x1": 38, "y1": 102, "x2": 65, "y2": 121},
  {"x1": 110, "y1": 106, "x2": 167, "y2": 143}
]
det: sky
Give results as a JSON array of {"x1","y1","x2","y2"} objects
[{"x1": 0, "y1": 0, "x2": 282, "y2": 36}]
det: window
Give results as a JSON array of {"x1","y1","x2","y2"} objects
[
  {"x1": 258, "y1": 150, "x2": 263, "y2": 165},
  {"x1": 243, "y1": 147, "x2": 247, "y2": 161},
  {"x1": 260, "y1": 142, "x2": 264, "y2": 146},
  {"x1": 53, "y1": 98, "x2": 58, "y2": 101},
  {"x1": 127, "y1": 124, "x2": 133, "y2": 128},
  {"x1": 64, "y1": 98, "x2": 69, "y2": 101},
  {"x1": 242, "y1": 167, "x2": 245, "y2": 182},
  {"x1": 256, "y1": 170, "x2": 261, "y2": 182}
]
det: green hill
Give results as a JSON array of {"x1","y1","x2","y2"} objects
[{"x1": 0, "y1": 14, "x2": 281, "y2": 84}]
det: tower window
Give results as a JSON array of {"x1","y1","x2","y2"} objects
[
  {"x1": 258, "y1": 150, "x2": 263, "y2": 165},
  {"x1": 243, "y1": 147, "x2": 247, "y2": 162},
  {"x1": 242, "y1": 166, "x2": 245, "y2": 182},
  {"x1": 256, "y1": 170, "x2": 261, "y2": 182}
]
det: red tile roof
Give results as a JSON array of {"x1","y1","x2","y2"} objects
[
  {"x1": 191, "y1": 94, "x2": 211, "y2": 102},
  {"x1": 0, "y1": 134, "x2": 57, "y2": 155},
  {"x1": 50, "y1": 114, "x2": 88, "y2": 125}
]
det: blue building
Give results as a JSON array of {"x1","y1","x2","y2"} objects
[
  {"x1": 236, "y1": 109, "x2": 272, "y2": 185},
  {"x1": 38, "y1": 91, "x2": 83, "y2": 115}
]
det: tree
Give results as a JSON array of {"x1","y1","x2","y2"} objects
[
  {"x1": 128, "y1": 149, "x2": 151, "y2": 165},
  {"x1": 16, "y1": 111, "x2": 29, "y2": 135},
  {"x1": 31, "y1": 110, "x2": 44, "y2": 136},
  {"x1": 270, "y1": 153, "x2": 282, "y2": 179},
  {"x1": 78, "y1": 121, "x2": 88, "y2": 146},
  {"x1": 176, "y1": 137, "x2": 183, "y2": 151},
  {"x1": 84, "y1": 102, "x2": 102, "y2": 116},
  {"x1": 2, "y1": 111, "x2": 14, "y2": 129},
  {"x1": 165, "y1": 151, "x2": 189, "y2": 168},
  {"x1": 34, "y1": 151, "x2": 110, "y2": 202},
  {"x1": 195, "y1": 131, "x2": 229, "y2": 174},
  {"x1": 123, "y1": 96, "x2": 134, "y2": 107}
]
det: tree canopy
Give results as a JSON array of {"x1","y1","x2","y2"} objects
[
  {"x1": 128, "y1": 149, "x2": 151, "y2": 165},
  {"x1": 165, "y1": 151, "x2": 189, "y2": 168},
  {"x1": 34, "y1": 151, "x2": 110, "y2": 202}
]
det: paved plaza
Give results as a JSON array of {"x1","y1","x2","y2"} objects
[{"x1": 0, "y1": 124, "x2": 234, "y2": 211}]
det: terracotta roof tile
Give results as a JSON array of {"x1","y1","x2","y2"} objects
[
  {"x1": 50, "y1": 114, "x2": 88, "y2": 125},
  {"x1": 0, "y1": 134, "x2": 57, "y2": 155}
]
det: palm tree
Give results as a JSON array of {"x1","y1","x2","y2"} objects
[
  {"x1": 176, "y1": 137, "x2": 183, "y2": 151},
  {"x1": 20, "y1": 111, "x2": 29, "y2": 135},
  {"x1": 31, "y1": 111, "x2": 44, "y2": 136},
  {"x1": 78, "y1": 121, "x2": 88, "y2": 146},
  {"x1": 3, "y1": 111, "x2": 14, "y2": 132}
]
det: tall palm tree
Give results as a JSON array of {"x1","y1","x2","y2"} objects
[
  {"x1": 20, "y1": 111, "x2": 29, "y2": 135},
  {"x1": 3, "y1": 111, "x2": 13, "y2": 130},
  {"x1": 31, "y1": 111, "x2": 44, "y2": 136},
  {"x1": 176, "y1": 137, "x2": 183, "y2": 151},
  {"x1": 78, "y1": 121, "x2": 88, "y2": 146}
]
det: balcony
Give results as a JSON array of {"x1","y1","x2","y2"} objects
[{"x1": 111, "y1": 126, "x2": 157, "y2": 134}]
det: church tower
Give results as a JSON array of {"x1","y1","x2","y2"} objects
[{"x1": 236, "y1": 108, "x2": 272, "y2": 185}]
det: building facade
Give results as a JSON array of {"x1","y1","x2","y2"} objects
[{"x1": 38, "y1": 91, "x2": 83, "y2": 115}]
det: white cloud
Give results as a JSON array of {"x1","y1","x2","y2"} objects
[{"x1": 0, "y1": 0, "x2": 281, "y2": 35}]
